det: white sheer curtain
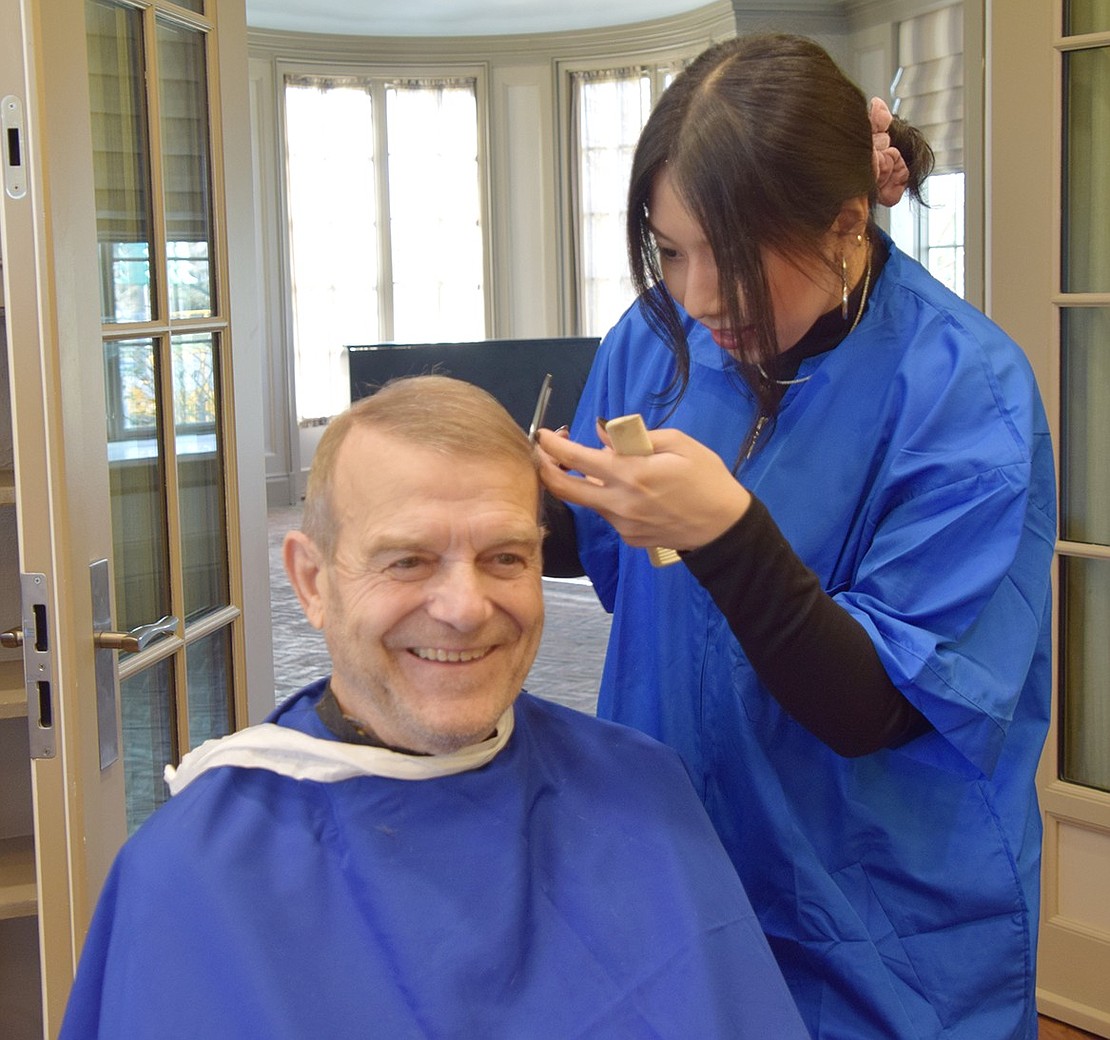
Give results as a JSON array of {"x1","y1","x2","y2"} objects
[
  {"x1": 283, "y1": 74, "x2": 483, "y2": 421},
  {"x1": 570, "y1": 68, "x2": 652, "y2": 337},
  {"x1": 284, "y1": 77, "x2": 378, "y2": 421},
  {"x1": 386, "y1": 80, "x2": 484, "y2": 344}
]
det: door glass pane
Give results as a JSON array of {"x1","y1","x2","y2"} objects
[
  {"x1": 386, "y1": 80, "x2": 484, "y2": 342},
  {"x1": 1063, "y1": 47, "x2": 1110, "y2": 292},
  {"x1": 1060, "y1": 557, "x2": 1110, "y2": 793},
  {"x1": 174, "y1": 332, "x2": 228, "y2": 619},
  {"x1": 1061, "y1": 308, "x2": 1110, "y2": 544},
  {"x1": 185, "y1": 626, "x2": 233, "y2": 749},
  {"x1": 86, "y1": 0, "x2": 155, "y2": 324},
  {"x1": 1065, "y1": 0, "x2": 1110, "y2": 35},
  {"x1": 157, "y1": 19, "x2": 214, "y2": 319},
  {"x1": 105, "y1": 338, "x2": 171, "y2": 636},
  {"x1": 120, "y1": 656, "x2": 175, "y2": 833},
  {"x1": 173, "y1": 0, "x2": 204, "y2": 12}
]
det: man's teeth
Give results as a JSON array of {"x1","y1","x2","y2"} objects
[{"x1": 411, "y1": 647, "x2": 490, "y2": 663}]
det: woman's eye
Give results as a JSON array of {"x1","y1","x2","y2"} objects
[{"x1": 650, "y1": 238, "x2": 679, "y2": 262}]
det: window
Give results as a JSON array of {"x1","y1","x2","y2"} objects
[
  {"x1": 889, "y1": 170, "x2": 966, "y2": 294},
  {"x1": 887, "y1": 3, "x2": 966, "y2": 298},
  {"x1": 569, "y1": 63, "x2": 680, "y2": 337},
  {"x1": 283, "y1": 73, "x2": 486, "y2": 420}
]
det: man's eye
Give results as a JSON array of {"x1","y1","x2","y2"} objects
[
  {"x1": 388, "y1": 556, "x2": 432, "y2": 577},
  {"x1": 488, "y1": 552, "x2": 528, "y2": 574}
]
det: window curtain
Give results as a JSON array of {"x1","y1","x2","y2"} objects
[
  {"x1": 283, "y1": 73, "x2": 481, "y2": 421},
  {"x1": 283, "y1": 74, "x2": 378, "y2": 421},
  {"x1": 385, "y1": 78, "x2": 483, "y2": 344},
  {"x1": 892, "y1": 3, "x2": 964, "y2": 174},
  {"x1": 570, "y1": 68, "x2": 652, "y2": 336}
]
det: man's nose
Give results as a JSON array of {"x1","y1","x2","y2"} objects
[{"x1": 424, "y1": 564, "x2": 494, "y2": 630}]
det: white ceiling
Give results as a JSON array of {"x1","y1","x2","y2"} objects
[{"x1": 244, "y1": 0, "x2": 716, "y2": 38}]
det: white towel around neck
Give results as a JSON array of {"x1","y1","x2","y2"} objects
[{"x1": 164, "y1": 706, "x2": 515, "y2": 795}]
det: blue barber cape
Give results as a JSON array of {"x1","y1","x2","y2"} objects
[
  {"x1": 61, "y1": 682, "x2": 808, "y2": 1040},
  {"x1": 569, "y1": 235, "x2": 1056, "y2": 1039}
]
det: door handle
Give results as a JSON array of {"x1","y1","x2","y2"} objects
[
  {"x1": 93, "y1": 615, "x2": 178, "y2": 653},
  {"x1": 1, "y1": 626, "x2": 22, "y2": 648},
  {"x1": 89, "y1": 559, "x2": 178, "y2": 769}
]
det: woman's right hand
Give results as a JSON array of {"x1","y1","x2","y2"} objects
[{"x1": 535, "y1": 424, "x2": 751, "y2": 553}]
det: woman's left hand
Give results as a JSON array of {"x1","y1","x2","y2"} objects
[{"x1": 536, "y1": 424, "x2": 751, "y2": 552}]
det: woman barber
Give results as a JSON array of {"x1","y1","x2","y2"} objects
[{"x1": 538, "y1": 33, "x2": 1055, "y2": 1040}]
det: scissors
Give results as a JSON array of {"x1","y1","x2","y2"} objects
[{"x1": 528, "y1": 372, "x2": 554, "y2": 443}]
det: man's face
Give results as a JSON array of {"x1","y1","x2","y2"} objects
[{"x1": 285, "y1": 426, "x2": 544, "y2": 754}]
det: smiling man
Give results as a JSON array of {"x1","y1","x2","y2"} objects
[
  {"x1": 59, "y1": 376, "x2": 807, "y2": 1040},
  {"x1": 286, "y1": 387, "x2": 547, "y2": 757}
]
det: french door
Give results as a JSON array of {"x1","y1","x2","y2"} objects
[{"x1": 0, "y1": 0, "x2": 269, "y2": 1031}]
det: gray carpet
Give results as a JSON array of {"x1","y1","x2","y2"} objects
[{"x1": 268, "y1": 505, "x2": 609, "y2": 715}]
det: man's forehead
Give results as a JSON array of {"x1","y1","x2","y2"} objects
[
  {"x1": 333, "y1": 461, "x2": 541, "y2": 548},
  {"x1": 339, "y1": 428, "x2": 540, "y2": 507},
  {"x1": 352, "y1": 514, "x2": 542, "y2": 560}
]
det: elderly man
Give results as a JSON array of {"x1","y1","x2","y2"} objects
[{"x1": 60, "y1": 376, "x2": 807, "y2": 1039}]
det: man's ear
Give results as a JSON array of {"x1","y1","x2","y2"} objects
[{"x1": 283, "y1": 530, "x2": 327, "y2": 631}]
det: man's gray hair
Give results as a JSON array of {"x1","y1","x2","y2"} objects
[{"x1": 301, "y1": 374, "x2": 540, "y2": 559}]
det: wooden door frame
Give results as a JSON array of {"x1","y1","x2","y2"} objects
[{"x1": 989, "y1": 1, "x2": 1110, "y2": 1034}]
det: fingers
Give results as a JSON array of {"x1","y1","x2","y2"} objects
[
  {"x1": 537, "y1": 424, "x2": 752, "y2": 551},
  {"x1": 536, "y1": 436, "x2": 607, "y2": 506},
  {"x1": 536, "y1": 427, "x2": 605, "y2": 475}
]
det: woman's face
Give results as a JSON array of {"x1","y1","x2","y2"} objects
[{"x1": 647, "y1": 169, "x2": 842, "y2": 358}]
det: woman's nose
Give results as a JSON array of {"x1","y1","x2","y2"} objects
[{"x1": 682, "y1": 258, "x2": 721, "y2": 322}]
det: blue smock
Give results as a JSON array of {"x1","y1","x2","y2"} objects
[
  {"x1": 60, "y1": 682, "x2": 808, "y2": 1039},
  {"x1": 569, "y1": 236, "x2": 1056, "y2": 1039}
]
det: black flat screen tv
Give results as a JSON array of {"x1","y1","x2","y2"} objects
[{"x1": 347, "y1": 337, "x2": 601, "y2": 434}]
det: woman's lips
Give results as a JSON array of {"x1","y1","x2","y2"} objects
[
  {"x1": 708, "y1": 325, "x2": 755, "y2": 353},
  {"x1": 710, "y1": 327, "x2": 735, "y2": 350}
]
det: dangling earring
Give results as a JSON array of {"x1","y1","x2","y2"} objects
[{"x1": 840, "y1": 255, "x2": 850, "y2": 319}]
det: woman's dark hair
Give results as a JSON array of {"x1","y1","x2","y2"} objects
[{"x1": 628, "y1": 33, "x2": 934, "y2": 417}]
